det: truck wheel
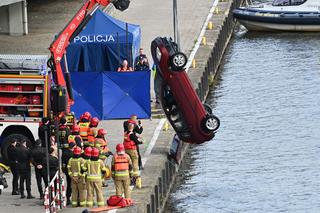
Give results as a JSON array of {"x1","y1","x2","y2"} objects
[
  {"x1": 1, "y1": 134, "x2": 31, "y2": 163},
  {"x1": 169, "y1": 52, "x2": 187, "y2": 71},
  {"x1": 202, "y1": 115, "x2": 220, "y2": 133}
]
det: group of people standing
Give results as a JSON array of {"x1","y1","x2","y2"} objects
[
  {"x1": 7, "y1": 112, "x2": 144, "y2": 208},
  {"x1": 117, "y1": 47, "x2": 150, "y2": 72},
  {"x1": 7, "y1": 137, "x2": 58, "y2": 199}
]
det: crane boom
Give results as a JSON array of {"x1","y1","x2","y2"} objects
[{"x1": 48, "y1": 0, "x2": 130, "y2": 111}]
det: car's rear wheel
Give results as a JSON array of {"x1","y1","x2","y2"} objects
[
  {"x1": 203, "y1": 103, "x2": 213, "y2": 115},
  {"x1": 169, "y1": 52, "x2": 187, "y2": 71},
  {"x1": 202, "y1": 115, "x2": 220, "y2": 133}
]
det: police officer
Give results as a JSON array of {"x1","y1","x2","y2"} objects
[
  {"x1": 31, "y1": 139, "x2": 48, "y2": 199},
  {"x1": 38, "y1": 117, "x2": 51, "y2": 150},
  {"x1": 45, "y1": 147, "x2": 59, "y2": 181},
  {"x1": 84, "y1": 147, "x2": 106, "y2": 207},
  {"x1": 123, "y1": 123, "x2": 143, "y2": 187},
  {"x1": 111, "y1": 144, "x2": 132, "y2": 199},
  {"x1": 16, "y1": 140, "x2": 34, "y2": 199},
  {"x1": 62, "y1": 141, "x2": 76, "y2": 205},
  {"x1": 7, "y1": 139, "x2": 19, "y2": 195},
  {"x1": 58, "y1": 116, "x2": 71, "y2": 150},
  {"x1": 67, "y1": 146, "x2": 86, "y2": 207}
]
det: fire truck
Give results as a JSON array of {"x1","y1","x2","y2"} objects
[{"x1": 0, "y1": 0, "x2": 130, "y2": 161}]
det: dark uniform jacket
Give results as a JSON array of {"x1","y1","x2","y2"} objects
[
  {"x1": 123, "y1": 121, "x2": 143, "y2": 134},
  {"x1": 16, "y1": 145, "x2": 32, "y2": 171},
  {"x1": 7, "y1": 144, "x2": 18, "y2": 164},
  {"x1": 31, "y1": 146, "x2": 46, "y2": 167},
  {"x1": 62, "y1": 149, "x2": 73, "y2": 174},
  {"x1": 38, "y1": 124, "x2": 51, "y2": 148},
  {"x1": 45, "y1": 155, "x2": 59, "y2": 179}
]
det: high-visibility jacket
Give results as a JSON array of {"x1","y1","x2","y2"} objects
[
  {"x1": 87, "y1": 127, "x2": 98, "y2": 146},
  {"x1": 111, "y1": 154, "x2": 132, "y2": 177},
  {"x1": 79, "y1": 122, "x2": 90, "y2": 141},
  {"x1": 68, "y1": 134, "x2": 82, "y2": 144},
  {"x1": 123, "y1": 132, "x2": 136, "y2": 150},
  {"x1": 85, "y1": 159, "x2": 106, "y2": 181},
  {"x1": 67, "y1": 157, "x2": 85, "y2": 177},
  {"x1": 95, "y1": 138, "x2": 107, "y2": 147}
]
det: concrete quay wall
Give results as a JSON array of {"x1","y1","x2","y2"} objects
[{"x1": 130, "y1": 0, "x2": 243, "y2": 212}]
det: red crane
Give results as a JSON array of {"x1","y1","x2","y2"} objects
[{"x1": 48, "y1": 0, "x2": 130, "y2": 110}]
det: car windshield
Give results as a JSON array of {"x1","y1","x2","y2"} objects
[{"x1": 272, "y1": 0, "x2": 307, "y2": 6}]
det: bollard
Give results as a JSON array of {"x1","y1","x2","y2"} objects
[
  {"x1": 215, "y1": 7, "x2": 220, "y2": 14},
  {"x1": 162, "y1": 169, "x2": 167, "y2": 194},
  {"x1": 158, "y1": 177, "x2": 163, "y2": 200},
  {"x1": 163, "y1": 120, "x2": 169, "y2": 131},
  {"x1": 155, "y1": 185, "x2": 160, "y2": 212},
  {"x1": 207, "y1": 21, "x2": 213, "y2": 30},
  {"x1": 147, "y1": 203, "x2": 152, "y2": 213},
  {"x1": 151, "y1": 194, "x2": 156, "y2": 213},
  {"x1": 192, "y1": 59, "x2": 196, "y2": 68},
  {"x1": 201, "y1": 36, "x2": 207, "y2": 45}
]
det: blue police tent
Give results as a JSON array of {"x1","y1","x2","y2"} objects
[
  {"x1": 70, "y1": 71, "x2": 151, "y2": 119},
  {"x1": 66, "y1": 9, "x2": 141, "y2": 72}
]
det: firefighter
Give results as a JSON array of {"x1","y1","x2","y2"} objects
[
  {"x1": 111, "y1": 144, "x2": 132, "y2": 199},
  {"x1": 58, "y1": 116, "x2": 71, "y2": 150},
  {"x1": 123, "y1": 123, "x2": 143, "y2": 187},
  {"x1": 38, "y1": 117, "x2": 51, "y2": 150},
  {"x1": 87, "y1": 117, "x2": 100, "y2": 147},
  {"x1": 78, "y1": 112, "x2": 91, "y2": 147},
  {"x1": 94, "y1": 128, "x2": 112, "y2": 161},
  {"x1": 83, "y1": 147, "x2": 92, "y2": 162},
  {"x1": 31, "y1": 139, "x2": 48, "y2": 199},
  {"x1": 62, "y1": 141, "x2": 76, "y2": 205},
  {"x1": 68, "y1": 125, "x2": 83, "y2": 147},
  {"x1": 84, "y1": 147, "x2": 106, "y2": 207},
  {"x1": 67, "y1": 146, "x2": 86, "y2": 207}
]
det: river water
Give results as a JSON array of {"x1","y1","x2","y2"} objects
[{"x1": 166, "y1": 31, "x2": 320, "y2": 213}]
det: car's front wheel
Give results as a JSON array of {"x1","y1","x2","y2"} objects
[
  {"x1": 202, "y1": 115, "x2": 220, "y2": 133},
  {"x1": 169, "y1": 52, "x2": 187, "y2": 71}
]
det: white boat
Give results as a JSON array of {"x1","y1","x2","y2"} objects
[{"x1": 233, "y1": 0, "x2": 320, "y2": 32}]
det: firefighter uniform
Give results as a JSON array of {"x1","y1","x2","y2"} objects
[
  {"x1": 123, "y1": 131, "x2": 140, "y2": 177},
  {"x1": 59, "y1": 124, "x2": 70, "y2": 149},
  {"x1": 87, "y1": 127, "x2": 98, "y2": 147},
  {"x1": 67, "y1": 149, "x2": 86, "y2": 207},
  {"x1": 84, "y1": 148, "x2": 106, "y2": 207},
  {"x1": 68, "y1": 135, "x2": 83, "y2": 148},
  {"x1": 79, "y1": 122, "x2": 90, "y2": 147},
  {"x1": 112, "y1": 151, "x2": 132, "y2": 198}
]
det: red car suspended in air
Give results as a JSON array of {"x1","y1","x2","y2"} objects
[{"x1": 151, "y1": 37, "x2": 220, "y2": 144}]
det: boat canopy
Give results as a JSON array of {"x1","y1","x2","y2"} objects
[{"x1": 272, "y1": 0, "x2": 307, "y2": 6}]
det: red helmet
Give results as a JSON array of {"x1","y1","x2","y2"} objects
[
  {"x1": 84, "y1": 147, "x2": 92, "y2": 157},
  {"x1": 97, "y1": 128, "x2": 107, "y2": 136},
  {"x1": 82, "y1": 112, "x2": 92, "y2": 121},
  {"x1": 116, "y1": 144, "x2": 125, "y2": 153},
  {"x1": 90, "y1": 117, "x2": 99, "y2": 127},
  {"x1": 72, "y1": 125, "x2": 80, "y2": 133},
  {"x1": 73, "y1": 146, "x2": 82, "y2": 155},
  {"x1": 91, "y1": 147, "x2": 100, "y2": 158}
]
